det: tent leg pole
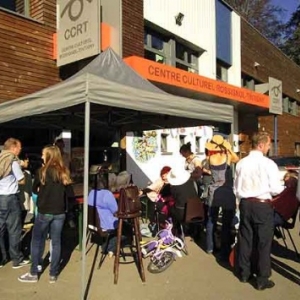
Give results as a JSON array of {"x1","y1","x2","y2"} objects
[{"x1": 81, "y1": 101, "x2": 90, "y2": 300}]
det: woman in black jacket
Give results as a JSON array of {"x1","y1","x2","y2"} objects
[{"x1": 18, "y1": 145, "x2": 72, "y2": 284}]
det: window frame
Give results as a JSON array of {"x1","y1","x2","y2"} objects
[
  {"x1": 216, "y1": 59, "x2": 229, "y2": 82},
  {"x1": 144, "y1": 26, "x2": 201, "y2": 73}
]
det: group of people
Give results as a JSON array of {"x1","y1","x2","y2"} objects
[
  {"x1": 143, "y1": 132, "x2": 294, "y2": 291},
  {"x1": 0, "y1": 137, "x2": 73, "y2": 284},
  {"x1": 0, "y1": 132, "x2": 296, "y2": 290}
]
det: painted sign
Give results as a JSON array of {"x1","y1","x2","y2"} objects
[
  {"x1": 56, "y1": 0, "x2": 100, "y2": 66},
  {"x1": 125, "y1": 56, "x2": 270, "y2": 108},
  {"x1": 269, "y1": 77, "x2": 283, "y2": 115}
]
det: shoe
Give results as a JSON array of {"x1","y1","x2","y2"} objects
[
  {"x1": 18, "y1": 272, "x2": 38, "y2": 283},
  {"x1": 256, "y1": 280, "x2": 275, "y2": 291},
  {"x1": 240, "y1": 276, "x2": 249, "y2": 283},
  {"x1": 37, "y1": 265, "x2": 42, "y2": 273},
  {"x1": 206, "y1": 250, "x2": 213, "y2": 255},
  {"x1": 0, "y1": 258, "x2": 9, "y2": 268},
  {"x1": 12, "y1": 259, "x2": 30, "y2": 269},
  {"x1": 108, "y1": 251, "x2": 114, "y2": 258},
  {"x1": 49, "y1": 275, "x2": 57, "y2": 284}
]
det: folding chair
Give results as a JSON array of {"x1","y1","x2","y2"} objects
[
  {"x1": 272, "y1": 186, "x2": 300, "y2": 257},
  {"x1": 86, "y1": 205, "x2": 116, "y2": 268},
  {"x1": 275, "y1": 208, "x2": 299, "y2": 257}
]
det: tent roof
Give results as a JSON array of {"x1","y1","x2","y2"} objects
[
  {"x1": 0, "y1": 48, "x2": 233, "y2": 125},
  {"x1": 71, "y1": 48, "x2": 165, "y2": 94}
]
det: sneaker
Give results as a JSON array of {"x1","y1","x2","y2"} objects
[
  {"x1": 49, "y1": 275, "x2": 57, "y2": 284},
  {"x1": 18, "y1": 272, "x2": 38, "y2": 283},
  {"x1": 12, "y1": 259, "x2": 30, "y2": 269},
  {"x1": 0, "y1": 258, "x2": 9, "y2": 268},
  {"x1": 108, "y1": 251, "x2": 114, "y2": 258},
  {"x1": 37, "y1": 265, "x2": 42, "y2": 273}
]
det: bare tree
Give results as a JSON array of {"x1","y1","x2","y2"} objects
[
  {"x1": 224, "y1": 0, "x2": 286, "y2": 46},
  {"x1": 281, "y1": 5, "x2": 300, "y2": 65}
]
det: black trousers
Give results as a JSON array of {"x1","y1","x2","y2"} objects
[{"x1": 238, "y1": 199, "x2": 274, "y2": 284}]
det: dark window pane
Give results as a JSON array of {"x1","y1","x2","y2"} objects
[
  {"x1": 144, "y1": 32, "x2": 148, "y2": 45},
  {"x1": 176, "y1": 42, "x2": 185, "y2": 61},
  {"x1": 151, "y1": 35, "x2": 164, "y2": 51},
  {"x1": 144, "y1": 50, "x2": 165, "y2": 63},
  {"x1": 176, "y1": 62, "x2": 188, "y2": 71},
  {"x1": 1, "y1": 0, "x2": 16, "y2": 11},
  {"x1": 176, "y1": 62, "x2": 197, "y2": 73}
]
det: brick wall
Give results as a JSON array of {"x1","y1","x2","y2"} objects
[
  {"x1": 241, "y1": 20, "x2": 300, "y2": 156},
  {"x1": 122, "y1": 0, "x2": 144, "y2": 58},
  {"x1": 241, "y1": 20, "x2": 300, "y2": 102},
  {"x1": 0, "y1": 10, "x2": 59, "y2": 102},
  {"x1": 30, "y1": 0, "x2": 56, "y2": 28}
]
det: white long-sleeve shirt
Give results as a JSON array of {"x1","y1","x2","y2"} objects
[{"x1": 234, "y1": 150, "x2": 284, "y2": 200}]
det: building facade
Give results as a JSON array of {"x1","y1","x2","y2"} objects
[{"x1": 0, "y1": 0, "x2": 299, "y2": 160}]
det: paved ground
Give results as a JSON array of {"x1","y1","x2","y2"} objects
[{"x1": 0, "y1": 222, "x2": 300, "y2": 300}]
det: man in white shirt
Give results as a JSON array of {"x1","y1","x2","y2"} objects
[{"x1": 234, "y1": 132, "x2": 283, "y2": 291}]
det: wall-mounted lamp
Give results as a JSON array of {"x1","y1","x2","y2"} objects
[
  {"x1": 254, "y1": 62, "x2": 260, "y2": 68},
  {"x1": 175, "y1": 12, "x2": 184, "y2": 26},
  {"x1": 296, "y1": 88, "x2": 300, "y2": 93}
]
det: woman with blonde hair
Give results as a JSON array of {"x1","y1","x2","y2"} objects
[{"x1": 19, "y1": 145, "x2": 72, "y2": 284}]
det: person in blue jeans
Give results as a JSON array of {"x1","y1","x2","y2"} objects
[
  {"x1": 18, "y1": 145, "x2": 73, "y2": 283},
  {"x1": 0, "y1": 138, "x2": 30, "y2": 269}
]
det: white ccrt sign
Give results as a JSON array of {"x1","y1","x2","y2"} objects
[
  {"x1": 269, "y1": 77, "x2": 283, "y2": 115},
  {"x1": 57, "y1": 0, "x2": 100, "y2": 66}
]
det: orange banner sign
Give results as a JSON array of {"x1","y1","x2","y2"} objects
[{"x1": 125, "y1": 56, "x2": 269, "y2": 108}]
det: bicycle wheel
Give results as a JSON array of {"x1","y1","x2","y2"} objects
[{"x1": 147, "y1": 251, "x2": 174, "y2": 274}]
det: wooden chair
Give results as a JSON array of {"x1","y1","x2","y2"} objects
[
  {"x1": 86, "y1": 205, "x2": 116, "y2": 268},
  {"x1": 178, "y1": 197, "x2": 205, "y2": 255}
]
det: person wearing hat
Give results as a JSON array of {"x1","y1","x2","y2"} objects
[
  {"x1": 167, "y1": 168, "x2": 198, "y2": 224},
  {"x1": 205, "y1": 135, "x2": 239, "y2": 261}
]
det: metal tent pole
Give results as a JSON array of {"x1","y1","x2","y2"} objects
[
  {"x1": 274, "y1": 115, "x2": 278, "y2": 156},
  {"x1": 81, "y1": 100, "x2": 90, "y2": 300}
]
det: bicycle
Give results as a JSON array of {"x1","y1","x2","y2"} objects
[{"x1": 140, "y1": 219, "x2": 185, "y2": 273}]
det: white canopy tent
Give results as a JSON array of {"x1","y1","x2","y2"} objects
[{"x1": 0, "y1": 48, "x2": 234, "y2": 298}]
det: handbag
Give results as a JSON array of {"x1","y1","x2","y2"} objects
[{"x1": 118, "y1": 185, "x2": 142, "y2": 215}]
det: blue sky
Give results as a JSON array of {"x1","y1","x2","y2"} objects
[{"x1": 272, "y1": 0, "x2": 299, "y2": 22}]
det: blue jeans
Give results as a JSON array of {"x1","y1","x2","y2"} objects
[
  {"x1": 31, "y1": 213, "x2": 65, "y2": 276},
  {"x1": 0, "y1": 194, "x2": 23, "y2": 264},
  {"x1": 206, "y1": 206, "x2": 235, "y2": 257}
]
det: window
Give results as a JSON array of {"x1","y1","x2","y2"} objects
[
  {"x1": 0, "y1": 0, "x2": 31, "y2": 17},
  {"x1": 144, "y1": 27, "x2": 201, "y2": 73},
  {"x1": 295, "y1": 143, "x2": 300, "y2": 156},
  {"x1": 144, "y1": 28, "x2": 169, "y2": 64},
  {"x1": 283, "y1": 97, "x2": 298, "y2": 116},
  {"x1": 144, "y1": 50, "x2": 165, "y2": 64},
  {"x1": 195, "y1": 137, "x2": 201, "y2": 153},
  {"x1": 179, "y1": 135, "x2": 186, "y2": 147},
  {"x1": 216, "y1": 60, "x2": 228, "y2": 82},
  {"x1": 216, "y1": 0, "x2": 232, "y2": 65},
  {"x1": 161, "y1": 134, "x2": 168, "y2": 152},
  {"x1": 175, "y1": 41, "x2": 198, "y2": 74}
]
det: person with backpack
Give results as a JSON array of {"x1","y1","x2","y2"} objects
[{"x1": 0, "y1": 138, "x2": 30, "y2": 269}]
